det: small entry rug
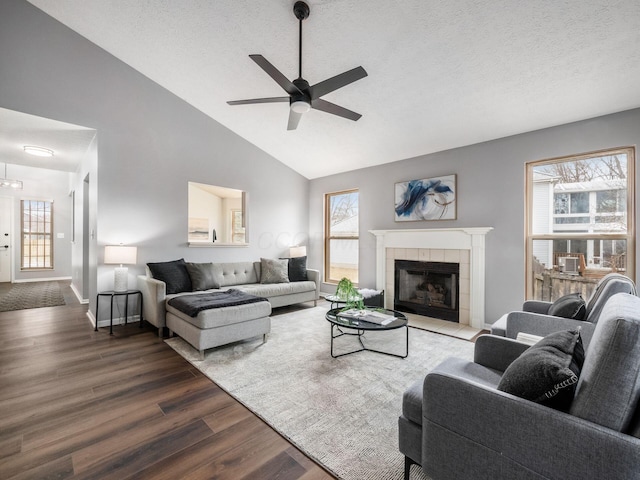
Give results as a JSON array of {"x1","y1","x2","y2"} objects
[
  {"x1": 0, "y1": 281, "x2": 66, "y2": 312},
  {"x1": 165, "y1": 306, "x2": 474, "y2": 480}
]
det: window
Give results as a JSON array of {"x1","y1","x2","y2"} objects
[
  {"x1": 231, "y1": 209, "x2": 245, "y2": 243},
  {"x1": 21, "y1": 200, "x2": 54, "y2": 270},
  {"x1": 325, "y1": 189, "x2": 359, "y2": 284},
  {"x1": 526, "y1": 147, "x2": 635, "y2": 300}
]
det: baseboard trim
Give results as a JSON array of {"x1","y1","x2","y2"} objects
[
  {"x1": 70, "y1": 283, "x2": 89, "y2": 304},
  {"x1": 96, "y1": 315, "x2": 142, "y2": 329},
  {"x1": 88, "y1": 310, "x2": 143, "y2": 329},
  {"x1": 13, "y1": 276, "x2": 72, "y2": 283},
  {"x1": 86, "y1": 309, "x2": 97, "y2": 329}
]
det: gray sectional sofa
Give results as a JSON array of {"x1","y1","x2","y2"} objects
[{"x1": 137, "y1": 259, "x2": 320, "y2": 337}]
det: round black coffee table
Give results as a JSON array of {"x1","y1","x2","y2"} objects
[{"x1": 325, "y1": 307, "x2": 408, "y2": 358}]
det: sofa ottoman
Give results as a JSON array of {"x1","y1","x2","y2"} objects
[{"x1": 166, "y1": 291, "x2": 272, "y2": 359}]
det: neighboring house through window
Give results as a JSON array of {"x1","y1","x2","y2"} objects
[
  {"x1": 325, "y1": 189, "x2": 359, "y2": 284},
  {"x1": 526, "y1": 147, "x2": 635, "y2": 300},
  {"x1": 21, "y1": 199, "x2": 54, "y2": 270}
]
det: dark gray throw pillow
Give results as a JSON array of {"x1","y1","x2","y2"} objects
[
  {"x1": 497, "y1": 329, "x2": 585, "y2": 411},
  {"x1": 548, "y1": 293, "x2": 586, "y2": 320},
  {"x1": 185, "y1": 262, "x2": 220, "y2": 291},
  {"x1": 287, "y1": 256, "x2": 308, "y2": 282},
  {"x1": 147, "y1": 259, "x2": 192, "y2": 294}
]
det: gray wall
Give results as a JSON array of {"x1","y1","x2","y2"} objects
[
  {"x1": 70, "y1": 135, "x2": 98, "y2": 302},
  {"x1": 0, "y1": 0, "x2": 309, "y2": 321},
  {"x1": 310, "y1": 108, "x2": 640, "y2": 323}
]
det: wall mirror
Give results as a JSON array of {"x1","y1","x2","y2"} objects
[{"x1": 188, "y1": 182, "x2": 247, "y2": 246}]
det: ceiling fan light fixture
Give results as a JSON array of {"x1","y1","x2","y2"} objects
[
  {"x1": 23, "y1": 145, "x2": 54, "y2": 157},
  {"x1": 291, "y1": 100, "x2": 311, "y2": 114}
]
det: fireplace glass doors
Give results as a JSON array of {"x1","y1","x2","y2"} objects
[{"x1": 394, "y1": 260, "x2": 460, "y2": 322}]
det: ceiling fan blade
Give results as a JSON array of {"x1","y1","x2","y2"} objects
[
  {"x1": 310, "y1": 66, "x2": 368, "y2": 99},
  {"x1": 287, "y1": 110, "x2": 302, "y2": 130},
  {"x1": 249, "y1": 54, "x2": 302, "y2": 96},
  {"x1": 227, "y1": 97, "x2": 289, "y2": 105},
  {"x1": 311, "y1": 98, "x2": 362, "y2": 121}
]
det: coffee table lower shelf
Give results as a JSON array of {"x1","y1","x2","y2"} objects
[{"x1": 326, "y1": 307, "x2": 409, "y2": 359}]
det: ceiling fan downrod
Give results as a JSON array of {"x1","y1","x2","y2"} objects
[{"x1": 293, "y1": 1, "x2": 310, "y2": 80}]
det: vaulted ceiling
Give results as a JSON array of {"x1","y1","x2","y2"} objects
[{"x1": 26, "y1": 0, "x2": 640, "y2": 179}]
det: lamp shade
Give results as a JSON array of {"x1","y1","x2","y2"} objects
[
  {"x1": 289, "y1": 245, "x2": 307, "y2": 258},
  {"x1": 290, "y1": 100, "x2": 311, "y2": 114},
  {"x1": 104, "y1": 245, "x2": 137, "y2": 265}
]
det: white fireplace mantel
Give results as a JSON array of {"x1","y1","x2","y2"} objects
[{"x1": 369, "y1": 227, "x2": 493, "y2": 329}]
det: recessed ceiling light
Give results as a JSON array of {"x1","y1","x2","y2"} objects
[{"x1": 23, "y1": 145, "x2": 54, "y2": 157}]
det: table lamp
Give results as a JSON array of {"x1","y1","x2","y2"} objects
[
  {"x1": 289, "y1": 245, "x2": 307, "y2": 258},
  {"x1": 104, "y1": 245, "x2": 137, "y2": 292}
]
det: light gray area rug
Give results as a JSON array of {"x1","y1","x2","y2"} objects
[
  {"x1": 165, "y1": 306, "x2": 475, "y2": 480},
  {"x1": 0, "y1": 281, "x2": 66, "y2": 312}
]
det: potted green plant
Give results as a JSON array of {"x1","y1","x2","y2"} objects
[{"x1": 335, "y1": 277, "x2": 364, "y2": 310}]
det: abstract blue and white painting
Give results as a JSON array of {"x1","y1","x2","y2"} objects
[{"x1": 394, "y1": 174, "x2": 456, "y2": 221}]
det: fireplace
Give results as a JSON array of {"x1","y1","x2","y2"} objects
[
  {"x1": 394, "y1": 260, "x2": 460, "y2": 322},
  {"x1": 370, "y1": 227, "x2": 493, "y2": 329}
]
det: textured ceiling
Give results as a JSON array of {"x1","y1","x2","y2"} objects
[{"x1": 26, "y1": 0, "x2": 640, "y2": 179}]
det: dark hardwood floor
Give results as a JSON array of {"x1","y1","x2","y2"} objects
[{"x1": 0, "y1": 286, "x2": 335, "y2": 479}]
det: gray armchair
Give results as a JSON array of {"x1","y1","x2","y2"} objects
[
  {"x1": 399, "y1": 292, "x2": 640, "y2": 480},
  {"x1": 491, "y1": 272, "x2": 636, "y2": 348}
]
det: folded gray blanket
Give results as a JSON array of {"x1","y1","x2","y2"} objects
[{"x1": 168, "y1": 289, "x2": 267, "y2": 317}]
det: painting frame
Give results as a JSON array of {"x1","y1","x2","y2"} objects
[
  {"x1": 188, "y1": 217, "x2": 209, "y2": 241},
  {"x1": 394, "y1": 174, "x2": 457, "y2": 221}
]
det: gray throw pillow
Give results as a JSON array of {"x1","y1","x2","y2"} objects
[
  {"x1": 497, "y1": 329, "x2": 585, "y2": 411},
  {"x1": 185, "y1": 262, "x2": 221, "y2": 290},
  {"x1": 260, "y1": 258, "x2": 290, "y2": 284}
]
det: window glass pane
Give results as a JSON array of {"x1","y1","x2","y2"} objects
[
  {"x1": 554, "y1": 192, "x2": 589, "y2": 213},
  {"x1": 531, "y1": 240, "x2": 597, "y2": 301},
  {"x1": 326, "y1": 190, "x2": 359, "y2": 284},
  {"x1": 553, "y1": 193, "x2": 568, "y2": 214},
  {"x1": 595, "y1": 215, "x2": 625, "y2": 226},
  {"x1": 533, "y1": 155, "x2": 628, "y2": 233},
  {"x1": 21, "y1": 200, "x2": 53, "y2": 270},
  {"x1": 554, "y1": 217, "x2": 589, "y2": 224},
  {"x1": 328, "y1": 239, "x2": 358, "y2": 283},
  {"x1": 529, "y1": 150, "x2": 632, "y2": 300},
  {"x1": 596, "y1": 190, "x2": 618, "y2": 213},
  {"x1": 329, "y1": 192, "x2": 359, "y2": 237},
  {"x1": 552, "y1": 239, "x2": 567, "y2": 254},
  {"x1": 570, "y1": 192, "x2": 589, "y2": 213},
  {"x1": 569, "y1": 239, "x2": 588, "y2": 256}
]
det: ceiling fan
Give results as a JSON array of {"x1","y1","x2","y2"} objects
[{"x1": 227, "y1": 1, "x2": 367, "y2": 130}]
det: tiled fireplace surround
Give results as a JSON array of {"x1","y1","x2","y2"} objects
[{"x1": 370, "y1": 228, "x2": 493, "y2": 330}]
